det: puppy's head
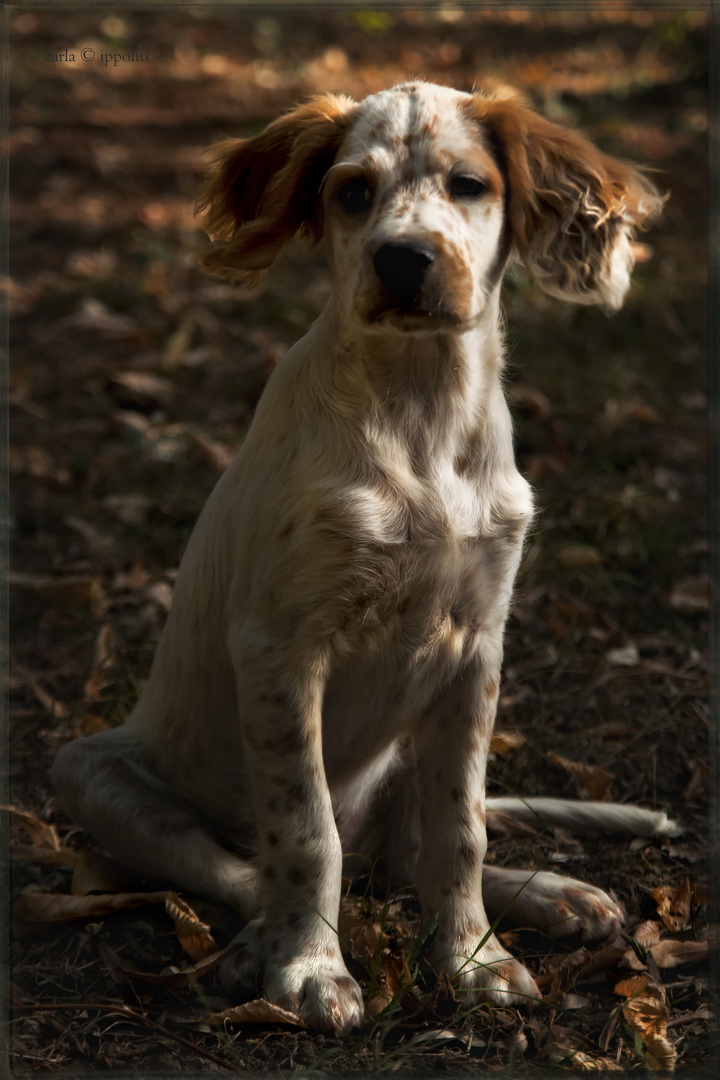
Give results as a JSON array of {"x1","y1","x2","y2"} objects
[{"x1": 198, "y1": 82, "x2": 665, "y2": 321}]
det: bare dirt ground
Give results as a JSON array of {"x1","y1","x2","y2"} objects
[{"x1": 6, "y1": 6, "x2": 714, "y2": 1075}]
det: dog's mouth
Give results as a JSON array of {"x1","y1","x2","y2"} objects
[{"x1": 366, "y1": 303, "x2": 474, "y2": 333}]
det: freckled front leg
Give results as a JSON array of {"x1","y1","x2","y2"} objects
[
  {"x1": 232, "y1": 629, "x2": 363, "y2": 1032},
  {"x1": 414, "y1": 646, "x2": 540, "y2": 1007}
]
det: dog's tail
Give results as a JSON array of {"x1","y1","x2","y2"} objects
[{"x1": 486, "y1": 796, "x2": 682, "y2": 838}]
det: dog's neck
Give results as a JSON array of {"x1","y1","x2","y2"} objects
[{"x1": 313, "y1": 290, "x2": 509, "y2": 470}]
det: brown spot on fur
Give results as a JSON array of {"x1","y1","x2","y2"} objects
[
  {"x1": 267, "y1": 832, "x2": 279, "y2": 847},
  {"x1": 458, "y1": 843, "x2": 477, "y2": 869},
  {"x1": 263, "y1": 864, "x2": 276, "y2": 881},
  {"x1": 287, "y1": 866, "x2": 307, "y2": 886},
  {"x1": 287, "y1": 911, "x2": 301, "y2": 929},
  {"x1": 450, "y1": 787, "x2": 460, "y2": 801}
]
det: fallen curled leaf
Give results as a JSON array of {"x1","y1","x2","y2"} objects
[
  {"x1": 654, "y1": 878, "x2": 692, "y2": 932},
  {"x1": 347, "y1": 920, "x2": 387, "y2": 964},
  {"x1": 648, "y1": 939, "x2": 710, "y2": 969},
  {"x1": 632, "y1": 920, "x2": 663, "y2": 949},
  {"x1": 83, "y1": 623, "x2": 118, "y2": 702},
  {"x1": 109, "y1": 369, "x2": 174, "y2": 408},
  {"x1": 104, "y1": 493, "x2": 154, "y2": 526},
  {"x1": 669, "y1": 575, "x2": 709, "y2": 614},
  {"x1": 13, "y1": 886, "x2": 168, "y2": 934},
  {"x1": 166, "y1": 892, "x2": 218, "y2": 961},
  {"x1": 557, "y1": 545, "x2": 604, "y2": 568},
  {"x1": 74, "y1": 714, "x2": 110, "y2": 736},
  {"x1": 6, "y1": 806, "x2": 62, "y2": 852},
  {"x1": 606, "y1": 643, "x2": 640, "y2": 667},
  {"x1": 210, "y1": 1000, "x2": 306, "y2": 1027},
  {"x1": 8, "y1": 444, "x2": 70, "y2": 488},
  {"x1": 615, "y1": 975, "x2": 676, "y2": 1073},
  {"x1": 100, "y1": 938, "x2": 246, "y2": 989},
  {"x1": 9, "y1": 572, "x2": 105, "y2": 611},
  {"x1": 644, "y1": 1033, "x2": 678, "y2": 1072},
  {"x1": 187, "y1": 430, "x2": 234, "y2": 474},
  {"x1": 490, "y1": 730, "x2": 525, "y2": 756},
  {"x1": 547, "y1": 752, "x2": 614, "y2": 801}
]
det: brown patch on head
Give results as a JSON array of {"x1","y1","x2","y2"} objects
[
  {"x1": 450, "y1": 787, "x2": 461, "y2": 802},
  {"x1": 278, "y1": 519, "x2": 296, "y2": 540},
  {"x1": 263, "y1": 864, "x2": 276, "y2": 881},
  {"x1": 266, "y1": 832, "x2": 279, "y2": 847}
]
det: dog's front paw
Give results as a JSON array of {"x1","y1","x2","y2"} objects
[
  {"x1": 434, "y1": 932, "x2": 541, "y2": 1008},
  {"x1": 265, "y1": 954, "x2": 364, "y2": 1033}
]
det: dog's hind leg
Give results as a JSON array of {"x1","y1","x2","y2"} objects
[{"x1": 50, "y1": 729, "x2": 259, "y2": 920}]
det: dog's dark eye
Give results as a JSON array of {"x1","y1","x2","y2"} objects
[
  {"x1": 449, "y1": 175, "x2": 487, "y2": 200},
  {"x1": 337, "y1": 178, "x2": 373, "y2": 214}
]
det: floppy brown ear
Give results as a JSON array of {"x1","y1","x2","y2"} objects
[
  {"x1": 468, "y1": 88, "x2": 666, "y2": 310},
  {"x1": 197, "y1": 93, "x2": 358, "y2": 282}
]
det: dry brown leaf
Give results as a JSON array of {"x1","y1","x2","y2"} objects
[
  {"x1": 11, "y1": 844, "x2": 78, "y2": 867},
  {"x1": 62, "y1": 298, "x2": 138, "y2": 337},
  {"x1": 187, "y1": 430, "x2": 234, "y2": 474},
  {"x1": 161, "y1": 315, "x2": 196, "y2": 371},
  {"x1": 100, "y1": 937, "x2": 246, "y2": 989},
  {"x1": 83, "y1": 623, "x2": 118, "y2": 702},
  {"x1": 644, "y1": 1034, "x2": 678, "y2": 1072},
  {"x1": 109, "y1": 370, "x2": 174, "y2": 407},
  {"x1": 13, "y1": 886, "x2": 168, "y2": 934},
  {"x1": 632, "y1": 920, "x2": 663, "y2": 949},
  {"x1": 490, "y1": 731, "x2": 525, "y2": 756},
  {"x1": 654, "y1": 878, "x2": 692, "y2": 932},
  {"x1": 210, "y1": 1000, "x2": 306, "y2": 1027},
  {"x1": 669, "y1": 575, "x2": 709, "y2": 614},
  {"x1": 74, "y1": 714, "x2": 110, "y2": 736},
  {"x1": 9, "y1": 663, "x2": 71, "y2": 719},
  {"x1": 649, "y1": 939, "x2": 709, "y2": 969},
  {"x1": 6, "y1": 806, "x2": 62, "y2": 852},
  {"x1": 557, "y1": 545, "x2": 604, "y2": 568},
  {"x1": 104, "y1": 493, "x2": 154, "y2": 526},
  {"x1": 547, "y1": 752, "x2": 614, "y2": 800},
  {"x1": 9, "y1": 572, "x2": 105, "y2": 612},
  {"x1": 8, "y1": 444, "x2": 71, "y2": 488},
  {"x1": 347, "y1": 920, "x2": 387, "y2": 963},
  {"x1": 615, "y1": 974, "x2": 675, "y2": 1071},
  {"x1": 606, "y1": 643, "x2": 640, "y2": 667},
  {"x1": 165, "y1": 892, "x2": 218, "y2": 961}
]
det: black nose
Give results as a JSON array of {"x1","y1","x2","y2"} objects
[{"x1": 373, "y1": 242, "x2": 434, "y2": 301}]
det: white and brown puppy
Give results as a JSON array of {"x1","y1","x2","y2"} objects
[{"x1": 52, "y1": 81, "x2": 669, "y2": 1032}]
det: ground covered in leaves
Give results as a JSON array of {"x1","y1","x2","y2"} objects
[{"x1": 7, "y1": 6, "x2": 714, "y2": 1076}]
